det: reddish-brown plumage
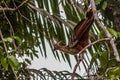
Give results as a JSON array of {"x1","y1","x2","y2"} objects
[
  {"x1": 67, "y1": 9, "x2": 94, "y2": 51},
  {"x1": 53, "y1": 9, "x2": 94, "y2": 54}
]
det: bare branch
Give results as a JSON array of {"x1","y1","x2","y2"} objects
[
  {"x1": 0, "y1": 7, "x2": 15, "y2": 11},
  {"x1": 0, "y1": 30, "x2": 8, "y2": 56},
  {"x1": 79, "y1": 38, "x2": 110, "y2": 54},
  {"x1": 71, "y1": 53, "x2": 83, "y2": 80},
  {"x1": 89, "y1": 0, "x2": 120, "y2": 62},
  {"x1": 15, "y1": 0, "x2": 28, "y2": 10},
  {"x1": 0, "y1": 0, "x2": 28, "y2": 11},
  {"x1": 2, "y1": 6, "x2": 17, "y2": 50}
]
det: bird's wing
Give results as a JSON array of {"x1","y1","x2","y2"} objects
[{"x1": 68, "y1": 9, "x2": 94, "y2": 48}]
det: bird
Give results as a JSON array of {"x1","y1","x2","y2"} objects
[{"x1": 53, "y1": 9, "x2": 94, "y2": 55}]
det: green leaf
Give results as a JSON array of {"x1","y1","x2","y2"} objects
[
  {"x1": 0, "y1": 46, "x2": 3, "y2": 53},
  {"x1": 102, "y1": 1, "x2": 107, "y2": 10},
  {"x1": 108, "y1": 67, "x2": 120, "y2": 79},
  {"x1": 3, "y1": 37, "x2": 13, "y2": 43},
  {"x1": 98, "y1": 30, "x2": 106, "y2": 39},
  {"x1": 107, "y1": 28, "x2": 118, "y2": 37},
  {"x1": 99, "y1": 51, "x2": 108, "y2": 69},
  {"x1": 25, "y1": 58, "x2": 31, "y2": 64},
  {"x1": 90, "y1": 53, "x2": 99, "y2": 68},
  {"x1": 8, "y1": 55, "x2": 20, "y2": 70},
  {"x1": 1, "y1": 57, "x2": 8, "y2": 70},
  {"x1": 64, "y1": 54, "x2": 72, "y2": 68},
  {"x1": 117, "y1": 31, "x2": 120, "y2": 37},
  {"x1": 95, "y1": 0, "x2": 102, "y2": 4},
  {"x1": 12, "y1": 36, "x2": 22, "y2": 44}
]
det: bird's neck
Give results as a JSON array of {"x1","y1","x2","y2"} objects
[{"x1": 56, "y1": 44, "x2": 79, "y2": 55}]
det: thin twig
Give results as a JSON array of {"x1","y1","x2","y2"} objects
[
  {"x1": 0, "y1": 30, "x2": 8, "y2": 56},
  {"x1": 11, "y1": 66, "x2": 18, "y2": 80},
  {"x1": 0, "y1": 30, "x2": 18, "y2": 79},
  {"x1": 71, "y1": 53, "x2": 83, "y2": 80},
  {"x1": 2, "y1": 6, "x2": 17, "y2": 50},
  {"x1": 0, "y1": 0, "x2": 28, "y2": 11},
  {"x1": 71, "y1": 38, "x2": 110, "y2": 80},
  {"x1": 82, "y1": 60, "x2": 94, "y2": 80},
  {"x1": 89, "y1": 0, "x2": 120, "y2": 62},
  {"x1": 79, "y1": 38, "x2": 110, "y2": 54},
  {"x1": 0, "y1": 7, "x2": 15, "y2": 11},
  {"x1": 15, "y1": 0, "x2": 28, "y2": 10},
  {"x1": 1, "y1": 2, "x2": 20, "y2": 79},
  {"x1": 82, "y1": 60, "x2": 90, "y2": 79},
  {"x1": 12, "y1": 0, "x2": 31, "y2": 22},
  {"x1": 0, "y1": 30, "x2": 18, "y2": 80}
]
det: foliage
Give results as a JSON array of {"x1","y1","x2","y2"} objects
[
  {"x1": 28, "y1": 68, "x2": 83, "y2": 80},
  {"x1": 0, "y1": 0, "x2": 120, "y2": 80}
]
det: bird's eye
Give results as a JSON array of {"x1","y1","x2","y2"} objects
[{"x1": 53, "y1": 44, "x2": 59, "y2": 50}]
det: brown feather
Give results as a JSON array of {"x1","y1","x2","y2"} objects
[
  {"x1": 68, "y1": 9, "x2": 94, "y2": 49},
  {"x1": 53, "y1": 9, "x2": 94, "y2": 54}
]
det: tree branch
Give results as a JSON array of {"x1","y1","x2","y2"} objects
[
  {"x1": 71, "y1": 53, "x2": 83, "y2": 80},
  {"x1": 89, "y1": 0, "x2": 120, "y2": 62},
  {"x1": 71, "y1": 38, "x2": 110, "y2": 80},
  {"x1": 0, "y1": 30, "x2": 8, "y2": 56},
  {"x1": 79, "y1": 38, "x2": 110, "y2": 54},
  {"x1": 2, "y1": 5, "x2": 17, "y2": 51},
  {"x1": 0, "y1": 0, "x2": 28, "y2": 11}
]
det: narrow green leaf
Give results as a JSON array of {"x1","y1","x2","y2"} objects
[
  {"x1": 12, "y1": 36, "x2": 22, "y2": 44},
  {"x1": 117, "y1": 31, "x2": 120, "y2": 37},
  {"x1": 1, "y1": 57, "x2": 8, "y2": 70},
  {"x1": 8, "y1": 55, "x2": 20, "y2": 70},
  {"x1": 102, "y1": 1, "x2": 107, "y2": 10},
  {"x1": 90, "y1": 53, "x2": 99, "y2": 68},
  {"x1": 107, "y1": 28, "x2": 118, "y2": 37},
  {"x1": 25, "y1": 58, "x2": 31, "y2": 64},
  {"x1": 99, "y1": 51, "x2": 108, "y2": 69},
  {"x1": 56, "y1": 52, "x2": 60, "y2": 61},
  {"x1": 95, "y1": 0, "x2": 101, "y2": 4},
  {"x1": 98, "y1": 30, "x2": 106, "y2": 39},
  {"x1": 64, "y1": 54, "x2": 72, "y2": 68}
]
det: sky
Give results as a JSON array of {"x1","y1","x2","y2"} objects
[
  {"x1": 28, "y1": 41, "x2": 86, "y2": 76},
  {"x1": 28, "y1": 0, "x2": 86, "y2": 76}
]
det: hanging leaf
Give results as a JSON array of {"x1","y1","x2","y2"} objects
[
  {"x1": 1, "y1": 57, "x2": 8, "y2": 70},
  {"x1": 102, "y1": 1, "x2": 107, "y2": 10},
  {"x1": 8, "y1": 55, "x2": 20, "y2": 70},
  {"x1": 12, "y1": 36, "x2": 22, "y2": 44}
]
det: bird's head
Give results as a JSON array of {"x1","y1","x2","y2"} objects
[
  {"x1": 53, "y1": 40, "x2": 62, "y2": 50},
  {"x1": 52, "y1": 40, "x2": 79, "y2": 54}
]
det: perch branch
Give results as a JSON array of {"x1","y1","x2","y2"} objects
[
  {"x1": 78, "y1": 38, "x2": 110, "y2": 54},
  {"x1": 89, "y1": 0, "x2": 120, "y2": 62},
  {"x1": 71, "y1": 38, "x2": 110, "y2": 80}
]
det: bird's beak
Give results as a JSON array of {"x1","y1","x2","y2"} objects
[
  {"x1": 53, "y1": 46, "x2": 58, "y2": 51},
  {"x1": 53, "y1": 40, "x2": 62, "y2": 51}
]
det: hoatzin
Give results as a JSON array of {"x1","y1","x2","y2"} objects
[{"x1": 53, "y1": 9, "x2": 94, "y2": 55}]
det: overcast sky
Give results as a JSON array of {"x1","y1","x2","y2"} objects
[
  {"x1": 28, "y1": 0, "x2": 86, "y2": 76},
  {"x1": 28, "y1": 41, "x2": 86, "y2": 76}
]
